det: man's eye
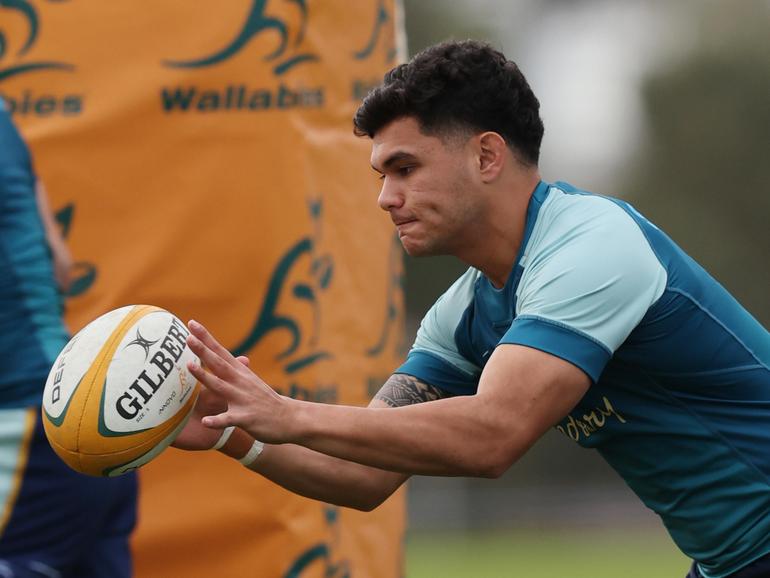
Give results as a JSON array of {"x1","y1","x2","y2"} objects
[{"x1": 398, "y1": 166, "x2": 414, "y2": 176}]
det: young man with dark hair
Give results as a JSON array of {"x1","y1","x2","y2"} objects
[{"x1": 176, "y1": 41, "x2": 770, "y2": 578}]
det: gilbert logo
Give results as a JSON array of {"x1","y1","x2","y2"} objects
[
  {"x1": 0, "y1": 0, "x2": 82, "y2": 116},
  {"x1": 115, "y1": 318, "x2": 190, "y2": 421},
  {"x1": 125, "y1": 330, "x2": 160, "y2": 361},
  {"x1": 160, "y1": 0, "x2": 323, "y2": 114}
]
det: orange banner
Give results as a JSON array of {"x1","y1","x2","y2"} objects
[{"x1": 2, "y1": 1, "x2": 407, "y2": 576}]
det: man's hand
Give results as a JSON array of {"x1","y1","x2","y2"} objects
[
  {"x1": 172, "y1": 354, "x2": 250, "y2": 451},
  {"x1": 184, "y1": 320, "x2": 296, "y2": 444}
]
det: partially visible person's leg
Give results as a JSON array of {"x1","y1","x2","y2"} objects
[
  {"x1": 0, "y1": 408, "x2": 138, "y2": 578},
  {"x1": 70, "y1": 471, "x2": 137, "y2": 578}
]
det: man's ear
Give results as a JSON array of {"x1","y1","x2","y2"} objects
[{"x1": 477, "y1": 132, "x2": 507, "y2": 183}]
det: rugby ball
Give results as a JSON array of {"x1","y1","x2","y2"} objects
[{"x1": 42, "y1": 305, "x2": 200, "y2": 477}]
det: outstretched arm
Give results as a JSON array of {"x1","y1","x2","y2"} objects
[
  {"x1": 175, "y1": 361, "x2": 455, "y2": 510},
  {"x1": 185, "y1": 319, "x2": 591, "y2": 480}
]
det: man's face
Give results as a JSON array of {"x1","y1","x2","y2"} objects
[{"x1": 370, "y1": 117, "x2": 483, "y2": 257}]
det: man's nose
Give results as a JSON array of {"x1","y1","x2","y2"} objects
[{"x1": 377, "y1": 176, "x2": 404, "y2": 212}]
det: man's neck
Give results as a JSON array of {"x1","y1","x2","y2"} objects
[{"x1": 456, "y1": 172, "x2": 541, "y2": 289}]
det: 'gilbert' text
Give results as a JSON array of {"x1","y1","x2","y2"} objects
[{"x1": 116, "y1": 318, "x2": 189, "y2": 420}]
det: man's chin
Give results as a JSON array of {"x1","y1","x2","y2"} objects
[{"x1": 400, "y1": 239, "x2": 442, "y2": 258}]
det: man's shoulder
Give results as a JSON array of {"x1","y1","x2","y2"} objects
[
  {"x1": 543, "y1": 181, "x2": 632, "y2": 221},
  {"x1": 527, "y1": 181, "x2": 657, "y2": 263}
]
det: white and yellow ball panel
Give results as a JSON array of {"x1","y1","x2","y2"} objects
[
  {"x1": 42, "y1": 305, "x2": 199, "y2": 477},
  {"x1": 43, "y1": 305, "x2": 135, "y2": 427}
]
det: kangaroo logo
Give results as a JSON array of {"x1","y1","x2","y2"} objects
[
  {"x1": 231, "y1": 198, "x2": 333, "y2": 376},
  {"x1": 0, "y1": 0, "x2": 74, "y2": 82},
  {"x1": 55, "y1": 203, "x2": 97, "y2": 297},
  {"x1": 353, "y1": 0, "x2": 396, "y2": 63},
  {"x1": 164, "y1": 0, "x2": 318, "y2": 76},
  {"x1": 282, "y1": 505, "x2": 350, "y2": 578},
  {"x1": 366, "y1": 232, "x2": 407, "y2": 358}
]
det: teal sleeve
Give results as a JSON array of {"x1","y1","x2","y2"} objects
[
  {"x1": 513, "y1": 192, "x2": 667, "y2": 357},
  {"x1": 396, "y1": 350, "x2": 478, "y2": 395},
  {"x1": 500, "y1": 316, "x2": 611, "y2": 383}
]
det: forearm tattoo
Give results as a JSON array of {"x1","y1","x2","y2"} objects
[{"x1": 374, "y1": 374, "x2": 455, "y2": 408}]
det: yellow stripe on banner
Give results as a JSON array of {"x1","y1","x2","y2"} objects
[{"x1": 0, "y1": 408, "x2": 36, "y2": 538}]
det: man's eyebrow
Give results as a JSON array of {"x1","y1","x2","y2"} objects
[{"x1": 371, "y1": 151, "x2": 417, "y2": 173}]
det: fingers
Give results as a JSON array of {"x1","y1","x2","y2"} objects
[
  {"x1": 187, "y1": 355, "x2": 235, "y2": 396},
  {"x1": 184, "y1": 322, "x2": 259, "y2": 432},
  {"x1": 187, "y1": 364, "x2": 237, "y2": 429},
  {"x1": 187, "y1": 320, "x2": 239, "y2": 368},
  {"x1": 186, "y1": 362, "x2": 237, "y2": 429},
  {"x1": 194, "y1": 382, "x2": 228, "y2": 414},
  {"x1": 201, "y1": 413, "x2": 231, "y2": 429},
  {"x1": 186, "y1": 330, "x2": 245, "y2": 382}
]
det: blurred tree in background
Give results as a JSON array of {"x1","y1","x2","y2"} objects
[
  {"x1": 402, "y1": 1, "x2": 497, "y2": 54},
  {"x1": 623, "y1": 0, "x2": 769, "y2": 326}
]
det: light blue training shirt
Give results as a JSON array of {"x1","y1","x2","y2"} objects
[
  {"x1": 398, "y1": 180, "x2": 770, "y2": 578},
  {"x1": 0, "y1": 101, "x2": 69, "y2": 408}
]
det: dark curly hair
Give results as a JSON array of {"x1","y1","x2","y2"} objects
[{"x1": 354, "y1": 40, "x2": 545, "y2": 166}]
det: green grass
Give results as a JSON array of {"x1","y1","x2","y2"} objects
[{"x1": 406, "y1": 528, "x2": 690, "y2": 578}]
